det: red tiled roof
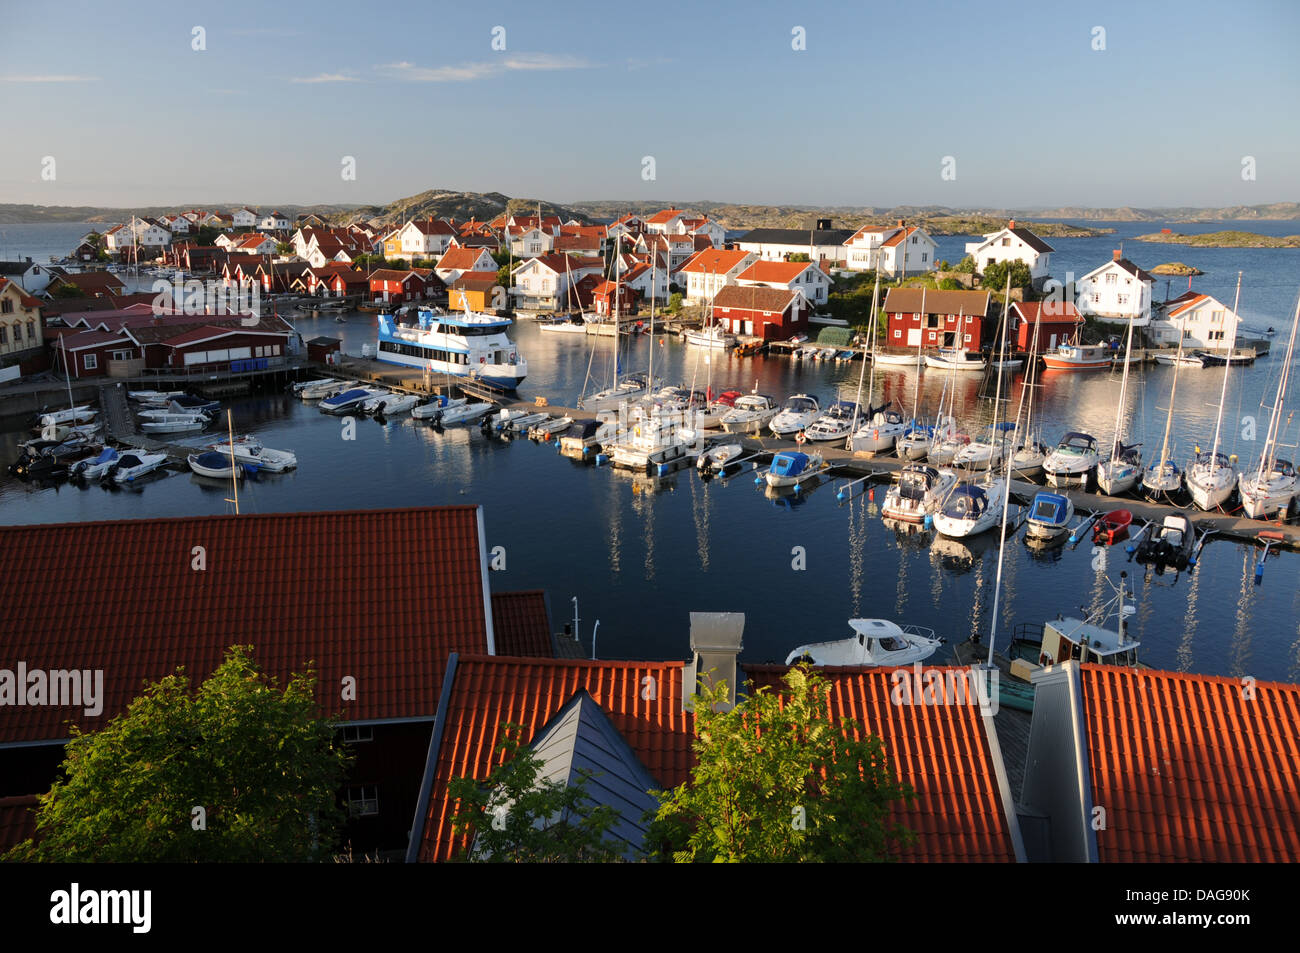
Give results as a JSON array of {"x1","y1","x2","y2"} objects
[
  {"x1": 0, "y1": 507, "x2": 497, "y2": 746},
  {"x1": 646, "y1": 208, "x2": 684, "y2": 224},
  {"x1": 881, "y1": 226, "x2": 924, "y2": 248},
  {"x1": 415, "y1": 659, "x2": 1018, "y2": 862},
  {"x1": 736, "y1": 260, "x2": 815, "y2": 284},
  {"x1": 1011, "y1": 301, "x2": 1080, "y2": 323},
  {"x1": 711, "y1": 285, "x2": 800, "y2": 315},
  {"x1": 489, "y1": 591, "x2": 553, "y2": 658},
  {"x1": 883, "y1": 288, "x2": 990, "y2": 317},
  {"x1": 53, "y1": 272, "x2": 125, "y2": 294},
  {"x1": 1168, "y1": 293, "x2": 1211, "y2": 318},
  {"x1": 678, "y1": 248, "x2": 752, "y2": 275},
  {"x1": 414, "y1": 656, "x2": 692, "y2": 862},
  {"x1": 1079, "y1": 665, "x2": 1300, "y2": 862},
  {"x1": 436, "y1": 247, "x2": 490, "y2": 271},
  {"x1": 452, "y1": 270, "x2": 500, "y2": 291}
]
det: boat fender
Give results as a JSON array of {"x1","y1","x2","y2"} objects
[
  {"x1": 795, "y1": 431, "x2": 806, "y2": 446},
  {"x1": 873, "y1": 429, "x2": 879, "y2": 441}
]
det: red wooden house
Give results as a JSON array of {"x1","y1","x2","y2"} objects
[
  {"x1": 1009, "y1": 300, "x2": 1082, "y2": 351},
  {"x1": 882, "y1": 288, "x2": 992, "y2": 351},
  {"x1": 592, "y1": 279, "x2": 640, "y2": 316},
  {"x1": 710, "y1": 285, "x2": 807, "y2": 341},
  {"x1": 369, "y1": 268, "x2": 442, "y2": 305}
]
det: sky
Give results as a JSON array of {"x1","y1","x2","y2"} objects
[{"x1": 2, "y1": 0, "x2": 1298, "y2": 210}]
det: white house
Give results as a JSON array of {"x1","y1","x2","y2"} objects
[
  {"x1": 510, "y1": 253, "x2": 600, "y2": 312},
  {"x1": 606, "y1": 214, "x2": 643, "y2": 243},
  {"x1": 1077, "y1": 254, "x2": 1155, "y2": 326},
  {"x1": 0, "y1": 260, "x2": 52, "y2": 295},
  {"x1": 259, "y1": 211, "x2": 291, "y2": 232},
  {"x1": 636, "y1": 233, "x2": 699, "y2": 277},
  {"x1": 620, "y1": 261, "x2": 670, "y2": 304},
  {"x1": 103, "y1": 224, "x2": 134, "y2": 252},
  {"x1": 964, "y1": 220, "x2": 1053, "y2": 285},
  {"x1": 120, "y1": 218, "x2": 171, "y2": 247},
  {"x1": 644, "y1": 208, "x2": 686, "y2": 234},
  {"x1": 676, "y1": 216, "x2": 725, "y2": 246},
  {"x1": 396, "y1": 219, "x2": 456, "y2": 259},
  {"x1": 1149, "y1": 292, "x2": 1242, "y2": 350},
  {"x1": 735, "y1": 260, "x2": 832, "y2": 306},
  {"x1": 161, "y1": 215, "x2": 191, "y2": 236},
  {"x1": 843, "y1": 223, "x2": 939, "y2": 276},
  {"x1": 232, "y1": 208, "x2": 259, "y2": 229},
  {"x1": 435, "y1": 246, "x2": 497, "y2": 285},
  {"x1": 676, "y1": 248, "x2": 758, "y2": 305},
  {"x1": 508, "y1": 227, "x2": 555, "y2": 259},
  {"x1": 734, "y1": 224, "x2": 855, "y2": 264}
]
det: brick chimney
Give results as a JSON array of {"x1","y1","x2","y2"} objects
[
  {"x1": 1008, "y1": 219, "x2": 1016, "y2": 229},
  {"x1": 897, "y1": 219, "x2": 904, "y2": 227},
  {"x1": 1113, "y1": 249, "x2": 1122, "y2": 260}
]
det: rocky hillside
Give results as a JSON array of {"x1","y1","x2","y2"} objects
[{"x1": 341, "y1": 190, "x2": 590, "y2": 227}]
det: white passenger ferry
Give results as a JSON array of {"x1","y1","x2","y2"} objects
[{"x1": 376, "y1": 305, "x2": 527, "y2": 390}]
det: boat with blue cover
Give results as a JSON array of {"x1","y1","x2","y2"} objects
[
  {"x1": 764, "y1": 450, "x2": 827, "y2": 488},
  {"x1": 1025, "y1": 491, "x2": 1074, "y2": 539}
]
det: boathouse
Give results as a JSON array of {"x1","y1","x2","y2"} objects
[{"x1": 883, "y1": 288, "x2": 992, "y2": 351}]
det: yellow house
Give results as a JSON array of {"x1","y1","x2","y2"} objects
[
  {"x1": 382, "y1": 229, "x2": 405, "y2": 261},
  {"x1": 0, "y1": 277, "x2": 43, "y2": 358},
  {"x1": 449, "y1": 272, "x2": 504, "y2": 313}
]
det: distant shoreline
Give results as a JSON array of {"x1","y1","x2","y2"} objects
[{"x1": 1134, "y1": 230, "x2": 1300, "y2": 249}]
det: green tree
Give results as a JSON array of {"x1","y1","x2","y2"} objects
[
  {"x1": 194, "y1": 225, "x2": 221, "y2": 246},
  {"x1": 5, "y1": 646, "x2": 351, "y2": 863},
  {"x1": 952, "y1": 255, "x2": 976, "y2": 274},
  {"x1": 496, "y1": 264, "x2": 512, "y2": 288},
  {"x1": 980, "y1": 259, "x2": 1031, "y2": 291},
  {"x1": 667, "y1": 292, "x2": 683, "y2": 314},
  {"x1": 48, "y1": 281, "x2": 86, "y2": 299},
  {"x1": 650, "y1": 665, "x2": 915, "y2": 862},
  {"x1": 788, "y1": 253, "x2": 811, "y2": 262},
  {"x1": 447, "y1": 725, "x2": 625, "y2": 862},
  {"x1": 936, "y1": 259, "x2": 951, "y2": 271},
  {"x1": 275, "y1": 242, "x2": 294, "y2": 256}
]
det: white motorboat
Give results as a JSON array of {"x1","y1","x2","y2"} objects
[
  {"x1": 412, "y1": 395, "x2": 466, "y2": 419},
  {"x1": 720, "y1": 393, "x2": 779, "y2": 434},
  {"x1": 1186, "y1": 451, "x2": 1237, "y2": 510},
  {"x1": 299, "y1": 379, "x2": 354, "y2": 400},
  {"x1": 41, "y1": 421, "x2": 103, "y2": 442},
  {"x1": 369, "y1": 393, "x2": 421, "y2": 415},
  {"x1": 924, "y1": 348, "x2": 985, "y2": 371},
  {"x1": 1043, "y1": 431, "x2": 1100, "y2": 488},
  {"x1": 437, "y1": 401, "x2": 494, "y2": 425},
  {"x1": 609, "y1": 408, "x2": 690, "y2": 470},
  {"x1": 1238, "y1": 460, "x2": 1297, "y2": 520},
  {"x1": 127, "y1": 390, "x2": 185, "y2": 404},
  {"x1": 139, "y1": 412, "x2": 210, "y2": 434},
  {"x1": 1154, "y1": 352, "x2": 1205, "y2": 368},
  {"x1": 527, "y1": 416, "x2": 574, "y2": 438},
  {"x1": 492, "y1": 409, "x2": 551, "y2": 432},
  {"x1": 359, "y1": 390, "x2": 397, "y2": 414},
  {"x1": 871, "y1": 350, "x2": 922, "y2": 367},
  {"x1": 292, "y1": 376, "x2": 338, "y2": 395},
  {"x1": 1025, "y1": 491, "x2": 1075, "y2": 539},
  {"x1": 880, "y1": 464, "x2": 958, "y2": 523},
  {"x1": 764, "y1": 450, "x2": 828, "y2": 488},
  {"x1": 538, "y1": 315, "x2": 589, "y2": 334},
  {"x1": 188, "y1": 451, "x2": 245, "y2": 480},
  {"x1": 319, "y1": 387, "x2": 386, "y2": 414},
  {"x1": 769, "y1": 394, "x2": 821, "y2": 438},
  {"x1": 70, "y1": 447, "x2": 120, "y2": 480},
  {"x1": 953, "y1": 422, "x2": 1015, "y2": 470},
  {"x1": 803, "y1": 400, "x2": 859, "y2": 442},
  {"x1": 786, "y1": 619, "x2": 943, "y2": 667},
  {"x1": 204, "y1": 436, "x2": 298, "y2": 472},
  {"x1": 933, "y1": 480, "x2": 1007, "y2": 538},
  {"x1": 847, "y1": 404, "x2": 908, "y2": 453},
  {"x1": 696, "y1": 441, "x2": 745, "y2": 475},
  {"x1": 581, "y1": 373, "x2": 653, "y2": 412},
  {"x1": 927, "y1": 431, "x2": 971, "y2": 468},
  {"x1": 111, "y1": 451, "x2": 170, "y2": 482}
]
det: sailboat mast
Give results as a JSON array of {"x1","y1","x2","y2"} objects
[
  {"x1": 1258, "y1": 294, "x2": 1300, "y2": 475},
  {"x1": 850, "y1": 270, "x2": 881, "y2": 436},
  {"x1": 1156, "y1": 332, "x2": 1186, "y2": 471},
  {"x1": 1208, "y1": 272, "x2": 1241, "y2": 465},
  {"x1": 1109, "y1": 304, "x2": 1138, "y2": 463},
  {"x1": 912, "y1": 287, "x2": 926, "y2": 419}
]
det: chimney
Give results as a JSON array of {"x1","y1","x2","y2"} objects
[
  {"x1": 1008, "y1": 219, "x2": 1016, "y2": 229},
  {"x1": 897, "y1": 219, "x2": 904, "y2": 228},
  {"x1": 815, "y1": 218, "x2": 831, "y2": 231},
  {"x1": 683, "y1": 612, "x2": 745, "y2": 712},
  {"x1": 1113, "y1": 249, "x2": 1122, "y2": 261}
]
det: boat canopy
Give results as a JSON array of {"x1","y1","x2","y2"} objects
[
  {"x1": 941, "y1": 484, "x2": 989, "y2": 519},
  {"x1": 734, "y1": 394, "x2": 775, "y2": 410},
  {"x1": 1030, "y1": 492, "x2": 1070, "y2": 524},
  {"x1": 769, "y1": 452, "x2": 812, "y2": 478},
  {"x1": 899, "y1": 465, "x2": 940, "y2": 500},
  {"x1": 781, "y1": 395, "x2": 818, "y2": 412},
  {"x1": 1193, "y1": 449, "x2": 1230, "y2": 468},
  {"x1": 566, "y1": 418, "x2": 601, "y2": 439},
  {"x1": 193, "y1": 451, "x2": 229, "y2": 469},
  {"x1": 1114, "y1": 442, "x2": 1142, "y2": 464},
  {"x1": 825, "y1": 401, "x2": 858, "y2": 417},
  {"x1": 1059, "y1": 432, "x2": 1098, "y2": 452}
]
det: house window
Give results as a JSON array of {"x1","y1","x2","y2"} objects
[
  {"x1": 27, "y1": 321, "x2": 36, "y2": 341},
  {"x1": 1117, "y1": 294, "x2": 1128, "y2": 305},
  {"x1": 84, "y1": 353, "x2": 97, "y2": 369},
  {"x1": 1001, "y1": 238, "x2": 1010, "y2": 247},
  {"x1": 110, "y1": 349, "x2": 133, "y2": 361},
  {"x1": 1091, "y1": 293, "x2": 1100, "y2": 303},
  {"x1": 894, "y1": 329, "x2": 902, "y2": 338},
  {"x1": 0, "y1": 299, "x2": 11, "y2": 314},
  {"x1": 921, "y1": 253, "x2": 928, "y2": 263},
  {"x1": 343, "y1": 725, "x2": 374, "y2": 744},
  {"x1": 347, "y1": 786, "x2": 379, "y2": 817},
  {"x1": 0, "y1": 326, "x2": 6, "y2": 345},
  {"x1": 1212, "y1": 310, "x2": 1224, "y2": 323},
  {"x1": 1105, "y1": 273, "x2": 1116, "y2": 285}
]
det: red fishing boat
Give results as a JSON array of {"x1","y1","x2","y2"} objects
[{"x1": 1092, "y1": 508, "x2": 1133, "y2": 545}]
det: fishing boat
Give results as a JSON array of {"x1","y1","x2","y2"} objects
[
  {"x1": 1024, "y1": 491, "x2": 1074, "y2": 539},
  {"x1": 204, "y1": 436, "x2": 298, "y2": 472},
  {"x1": 769, "y1": 394, "x2": 821, "y2": 438},
  {"x1": 1135, "y1": 512, "x2": 1197, "y2": 573},
  {"x1": 377, "y1": 303, "x2": 527, "y2": 391},
  {"x1": 785, "y1": 619, "x2": 943, "y2": 667},
  {"x1": 803, "y1": 400, "x2": 860, "y2": 442},
  {"x1": 1091, "y1": 509, "x2": 1133, "y2": 545},
  {"x1": 764, "y1": 450, "x2": 828, "y2": 488},
  {"x1": 924, "y1": 348, "x2": 985, "y2": 371},
  {"x1": 188, "y1": 451, "x2": 246, "y2": 480},
  {"x1": 880, "y1": 464, "x2": 958, "y2": 523},
  {"x1": 110, "y1": 451, "x2": 170, "y2": 482},
  {"x1": 933, "y1": 482, "x2": 1006, "y2": 538},
  {"x1": 1008, "y1": 573, "x2": 1141, "y2": 669},
  {"x1": 1042, "y1": 431, "x2": 1100, "y2": 488},
  {"x1": 1040, "y1": 341, "x2": 1113, "y2": 370},
  {"x1": 138, "y1": 412, "x2": 210, "y2": 434},
  {"x1": 720, "y1": 393, "x2": 779, "y2": 434}
]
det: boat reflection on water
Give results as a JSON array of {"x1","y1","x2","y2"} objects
[
  {"x1": 1023, "y1": 529, "x2": 1068, "y2": 560},
  {"x1": 882, "y1": 516, "x2": 934, "y2": 548},
  {"x1": 930, "y1": 531, "x2": 998, "y2": 573},
  {"x1": 763, "y1": 476, "x2": 826, "y2": 508}
]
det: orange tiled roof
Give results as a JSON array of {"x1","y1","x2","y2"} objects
[
  {"x1": 677, "y1": 248, "x2": 752, "y2": 275},
  {"x1": 436, "y1": 247, "x2": 490, "y2": 271},
  {"x1": 646, "y1": 208, "x2": 684, "y2": 224},
  {"x1": 1079, "y1": 665, "x2": 1300, "y2": 862},
  {"x1": 1167, "y1": 293, "x2": 1211, "y2": 318},
  {"x1": 736, "y1": 260, "x2": 816, "y2": 284}
]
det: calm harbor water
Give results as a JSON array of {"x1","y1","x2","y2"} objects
[{"x1": 2, "y1": 220, "x2": 1298, "y2": 682}]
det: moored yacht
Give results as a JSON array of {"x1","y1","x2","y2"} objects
[
  {"x1": 933, "y1": 480, "x2": 1007, "y2": 538},
  {"x1": 785, "y1": 619, "x2": 943, "y2": 667},
  {"x1": 769, "y1": 394, "x2": 821, "y2": 438},
  {"x1": 880, "y1": 464, "x2": 958, "y2": 523},
  {"x1": 803, "y1": 400, "x2": 859, "y2": 442},
  {"x1": 847, "y1": 403, "x2": 907, "y2": 453},
  {"x1": 1042, "y1": 431, "x2": 1100, "y2": 488},
  {"x1": 720, "y1": 393, "x2": 779, "y2": 434}
]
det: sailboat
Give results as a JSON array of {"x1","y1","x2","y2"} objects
[
  {"x1": 578, "y1": 234, "x2": 654, "y2": 411},
  {"x1": 1141, "y1": 329, "x2": 1188, "y2": 501},
  {"x1": 848, "y1": 271, "x2": 909, "y2": 453},
  {"x1": 1007, "y1": 315, "x2": 1047, "y2": 478},
  {"x1": 1237, "y1": 290, "x2": 1300, "y2": 519},
  {"x1": 1096, "y1": 300, "x2": 1143, "y2": 495},
  {"x1": 1187, "y1": 271, "x2": 1242, "y2": 511}
]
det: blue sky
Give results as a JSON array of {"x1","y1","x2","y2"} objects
[{"x1": 2, "y1": 0, "x2": 1298, "y2": 209}]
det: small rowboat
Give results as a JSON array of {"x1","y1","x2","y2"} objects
[{"x1": 1092, "y1": 509, "x2": 1133, "y2": 545}]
